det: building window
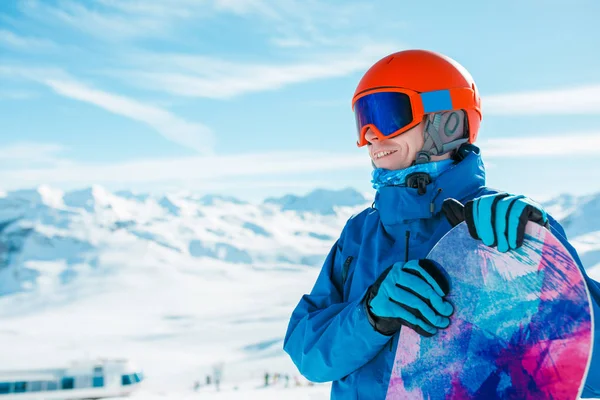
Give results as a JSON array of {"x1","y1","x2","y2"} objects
[
  {"x1": 121, "y1": 375, "x2": 132, "y2": 386},
  {"x1": 61, "y1": 377, "x2": 74, "y2": 390},
  {"x1": 46, "y1": 381, "x2": 58, "y2": 391},
  {"x1": 93, "y1": 376, "x2": 104, "y2": 388},
  {"x1": 0, "y1": 383, "x2": 9, "y2": 394},
  {"x1": 93, "y1": 366, "x2": 103, "y2": 375},
  {"x1": 29, "y1": 381, "x2": 43, "y2": 392},
  {"x1": 77, "y1": 375, "x2": 92, "y2": 388},
  {"x1": 14, "y1": 382, "x2": 26, "y2": 393}
]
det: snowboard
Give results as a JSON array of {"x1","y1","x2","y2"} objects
[{"x1": 386, "y1": 222, "x2": 594, "y2": 400}]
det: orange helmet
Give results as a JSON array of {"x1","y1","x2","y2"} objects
[{"x1": 352, "y1": 50, "x2": 482, "y2": 147}]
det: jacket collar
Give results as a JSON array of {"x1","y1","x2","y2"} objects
[{"x1": 374, "y1": 145, "x2": 486, "y2": 226}]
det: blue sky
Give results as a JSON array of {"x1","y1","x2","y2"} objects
[{"x1": 1, "y1": 0, "x2": 599, "y2": 202}]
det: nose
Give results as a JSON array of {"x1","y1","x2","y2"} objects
[{"x1": 364, "y1": 128, "x2": 378, "y2": 144}]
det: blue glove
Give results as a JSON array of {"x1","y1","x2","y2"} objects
[
  {"x1": 366, "y1": 259, "x2": 454, "y2": 337},
  {"x1": 442, "y1": 194, "x2": 549, "y2": 253}
]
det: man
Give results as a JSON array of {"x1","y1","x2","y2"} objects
[{"x1": 283, "y1": 49, "x2": 600, "y2": 399}]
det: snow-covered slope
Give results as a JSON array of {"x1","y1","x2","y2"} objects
[
  {"x1": 0, "y1": 185, "x2": 370, "y2": 398},
  {"x1": 264, "y1": 187, "x2": 369, "y2": 215},
  {"x1": 543, "y1": 192, "x2": 600, "y2": 279},
  {"x1": 1, "y1": 185, "x2": 597, "y2": 298},
  {"x1": 0, "y1": 185, "x2": 370, "y2": 297},
  {"x1": 0, "y1": 186, "x2": 597, "y2": 399}
]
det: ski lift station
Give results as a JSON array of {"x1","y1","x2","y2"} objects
[{"x1": 0, "y1": 358, "x2": 143, "y2": 399}]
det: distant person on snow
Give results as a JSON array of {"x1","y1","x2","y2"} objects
[{"x1": 283, "y1": 49, "x2": 600, "y2": 399}]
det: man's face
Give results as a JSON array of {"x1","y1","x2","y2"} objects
[{"x1": 365, "y1": 122, "x2": 426, "y2": 170}]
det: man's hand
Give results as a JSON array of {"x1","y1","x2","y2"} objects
[
  {"x1": 366, "y1": 259, "x2": 454, "y2": 337},
  {"x1": 443, "y1": 194, "x2": 549, "y2": 253}
]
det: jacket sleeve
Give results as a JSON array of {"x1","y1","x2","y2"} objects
[
  {"x1": 547, "y1": 215, "x2": 600, "y2": 398},
  {"x1": 282, "y1": 226, "x2": 392, "y2": 383}
]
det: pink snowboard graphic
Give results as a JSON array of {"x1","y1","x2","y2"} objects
[{"x1": 386, "y1": 222, "x2": 594, "y2": 400}]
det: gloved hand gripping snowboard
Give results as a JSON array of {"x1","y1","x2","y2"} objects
[
  {"x1": 365, "y1": 259, "x2": 454, "y2": 337},
  {"x1": 442, "y1": 194, "x2": 549, "y2": 253}
]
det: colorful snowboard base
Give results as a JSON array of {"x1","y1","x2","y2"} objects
[{"x1": 386, "y1": 222, "x2": 593, "y2": 400}]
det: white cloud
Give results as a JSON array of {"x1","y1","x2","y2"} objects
[
  {"x1": 43, "y1": 78, "x2": 215, "y2": 154},
  {"x1": 11, "y1": 0, "x2": 399, "y2": 100},
  {"x1": 0, "y1": 142, "x2": 72, "y2": 169},
  {"x1": 16, "y1": 0, "x2": 382, "y2": 54},
  {"x1": 484, "y1": 85, "x2": 600, "y2": 115},
  {"x1": 0, "y1": 151, "x2": 369, "y2": 190},
  {"x1": 214, "y1": 0, "x2": 281, "y2": 19},
  {"x1": 0, "y1": 29, "x2": 56, "y2": 50},
  {"x1": 270, "y1": 37, "x2": 313, "y2": 48},
  {"x1": 2, "y1": 131, "x2": 598, "y2": 193},
  {"x1": 0, "y1": 142, "x2": 64, "y2": 162},
  {"x1": 115, "y1": 43, "x2": 398, "y2": 99},
  {"x1": 18, "y1": 0, "x2": 173, "y2": 40},
  {"x1": 479, "y1": 132, "x2": 600, "y2": 157},
  {"x1": 223, "y1": 0, "x2": 375, "y2": 49},
  {"x1": 16, "y1": 0, "x2": 284, "y2": 41},
  {"x1": 0, "y1": 66, "x2": 215, "y2": 154},
  {"x1": 95, "y1": 0, "x2": 197, "y2": 18}
]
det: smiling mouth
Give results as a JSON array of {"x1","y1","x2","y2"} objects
[{"x1": 373, "y1": 150, "x2": 397, "y2": 160}]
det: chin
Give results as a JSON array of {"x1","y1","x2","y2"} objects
[{"x1": 375, "y1": 157, "x2": 408, "y2": 170}]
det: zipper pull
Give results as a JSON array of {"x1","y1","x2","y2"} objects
[{"x1": 430, "y1": 188, "x2": 443, "y2": 214}]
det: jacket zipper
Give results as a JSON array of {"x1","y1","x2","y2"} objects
[
  {"x1": 404, "y1": 231, "x2": 411, "y2": 262},
  {"x1": 342, "y1": 256, "x2": 353, "y2": 286},
  {"x1": 393, "y1": 231, "x2": 412, "y2": 352}
]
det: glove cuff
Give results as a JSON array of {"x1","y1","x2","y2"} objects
[{"x1": 365, "y1": 265, "x2": 403, "y2": 336}]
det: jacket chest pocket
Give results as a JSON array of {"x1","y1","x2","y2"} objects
[{"x1": 340, "y1": 253, "x2": 382, "y2": 302}]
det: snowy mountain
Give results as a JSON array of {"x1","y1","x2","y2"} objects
[
  {"x1": 547, "y1": 192, "x2": 600, "y2": 278},
  {"x1": 0, "y1": 185, "x2": 597, "y2": 298},
  {"x1": 0, "y1": 185, "x2": 371, "y2": 298},
  {"x1": 0, "y1": 186, "x2": 598, "y2": 399},
  {"x1": 0, "y1": 185, "x2": 371, "y2": 398},
  {"x1": 264, "y1": 188, "x2": 369, "y2": 215}
]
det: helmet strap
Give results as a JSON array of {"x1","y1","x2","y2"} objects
[{"x1": 415, "y1": 110, "x2": 469, "y2": 165}]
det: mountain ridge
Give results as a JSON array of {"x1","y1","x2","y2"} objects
[{"x1": 0, "y1": 185, "x2": 598, "y2": 298}]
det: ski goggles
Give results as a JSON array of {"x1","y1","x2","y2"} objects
[{"x1": 352, "y1": 87, "x2": 478, "y2": 147}]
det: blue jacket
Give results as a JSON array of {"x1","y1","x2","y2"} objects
[{"x1": 283, "y1": 147, "x2": 600, "y2": 399}]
